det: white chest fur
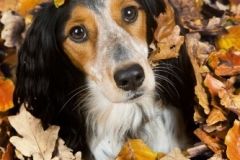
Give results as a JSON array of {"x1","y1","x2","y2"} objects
[{"x1": 85, "y1": 94, "x2": 188, "y2": 160}]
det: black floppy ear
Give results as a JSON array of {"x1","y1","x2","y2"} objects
[{"x1": 13, "y1": 3, "x2": 74, "y2": 123}]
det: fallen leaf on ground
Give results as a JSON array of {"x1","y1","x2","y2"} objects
[
  {"x1": 204, "y1": 74, "x2": 225, "y2": 97},
  {"x1": 225, "y1": 120, "x2": 240, "y2": 160},
  {"x1": 8, "y1": 105, "x2": 60, "y2": 160},
  {"x1": 206, "y1": 108, "x2": 227, "y2": 126},
  {"x1": 194, "y1": 128, "x2": 225, "y2": 154},
  {"x1": 186, "y1": 33, "x2": 213, "y2": 114},
  {"x1": 0, "y1": 77, "x2": 14, "y2": 112},
  {"x1": 208, "y1": 49, "x2": 240, "y2": 76},
  {"x1": 116, "y1": 139, "x2": 158, "y2": 160},
  {"x1": 52, "y1": 139, "x2": 81, "y2": 160},
  {"x1": 216, "y1": 25, "x2": 240, "y2": 50},
  {"x1": 0, "y1": 10, "x2": 25, "y2": 49},
  {"x1": 149, "y1": 26, "x2": 184, "y2": 62}
]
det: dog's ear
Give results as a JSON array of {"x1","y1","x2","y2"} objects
[{"x1": 13, "y1": 3, "x2": 75, "y2": 123}]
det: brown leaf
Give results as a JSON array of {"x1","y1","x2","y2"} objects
[
  {"x1": 8, "y1": 105, "x2": 60, "y2": 160},
  {"x1": 204, "y1": 74, "x2": 225, "y2": 97},
  {"x1": 218, "y1": 89, "x2": 240, "y2": 117},
  {"x1": 225, "y1": 120, "x2": 240, "y2": 160},
  {"x1": 116, "y1": 139, "x2": 158, "y2": 160},
  {"x1": 194, "y1": 128, "x2": 225, "y2": 154},
  {"x1": 206, "y1": 108, "x2": 227, "y2": 126},
  {"x1": 149, "y1": 26, "x2": 184, "y2": 62},
  {"x1": 154, "y1": 0, "x2": 175, "y2": 41},
  {"x1": 208, "y1": 49, "x2": 240, "y2": 76},
  {"x1": 186, "y1": 33, "x2": 214, "y2": 114},
  {"x1": 2, "y1": 143, "x2": 14, "y2": 160}
]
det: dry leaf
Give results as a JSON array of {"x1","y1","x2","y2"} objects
[
  {"x1": 186, "y1": 33, "x2": 212, "y2": 114},
  {"x1": 149, "y1": 26, "x2": 184, "y2": 62},
  {"x1": 204, "y1": 74, "x2": 225, "y2": 97},
  {"x1": 8, "y1": 105, "x2": 60, "y2": 160},
  {"x1": 217, "y1": 25, "x2": 240, "y2": 50},
  {"x1": 116, "y1": 139, "x2": 158, "y2": 160},
  {"x1": 54, "y1": 0, "x2": 65, "y2": 8},
  {"x1": 159, "y1": 148, "x2": 189, "y2": 160},
  {"x1": 52, "y1": 139, "x2": 81, "y2": 160},
  {"x1": 0, "y1": 77, "x2": 14, "y2": 112},
  {"x1": 225, "y1": 120, "x2": 240, "y2": 160},
  {"x1": 219, "y1": 89, "x2": 240, "y2": 117},
  {"x1": 206, "y1": 108, "x2": 227, "y2": 126},
  {"x1": 194, "y1": 128, "x2": 225, "y2": 154},
  {"x1": 16, "y1": 0, "x2": 49, "y2": 16},
  {"x1": 0, "y1": 10, "x2": 25, "y2": 48},
  {"x1": 1, "y1": 143, "x2": 14, "y2": 160},
  {"x1": 154, "y1": 0, "x2": 175, "y2": 41},
  {"x1": 208, "y1": 49, "x2": 240, "y2": 76}
]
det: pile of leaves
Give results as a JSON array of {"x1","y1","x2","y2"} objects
[{"x1": 1, "y1": 0, "x2": 240, "y2": 159}]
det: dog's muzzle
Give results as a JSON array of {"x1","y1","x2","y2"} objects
[{"x1": 114, "y1": 64, "x2": 145, "y2": 91}]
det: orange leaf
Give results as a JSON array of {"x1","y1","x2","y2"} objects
[
  {"x1": 225, "y1": 120, "x2": 240, "y2": 160},
  {"x1": 216, "y1": 25, "x2": 240, "y2": 50},
  {"x1": 17, "y1": 0, "x2": 49, "y2": 16},
  {"x1": 0, "y1": 77, "x2": 14, "y2": 112},
  {"x1": 116, "y1": 139, "x2": 158, "y2": 160}
]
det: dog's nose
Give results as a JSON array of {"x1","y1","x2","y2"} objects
[{"x1": 114, "y1": 64, "x2": 145, "y2": 91}]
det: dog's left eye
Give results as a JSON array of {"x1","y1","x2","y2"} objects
[
  {"x1": 122, "y1": 6, "x2": 138, "y2": 23},
  {"x1": 69, "y1": 25, "x2": 88, "y2": 43}
]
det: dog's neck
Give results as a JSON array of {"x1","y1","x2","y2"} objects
[{"x1": 85, "y1": 90, "x2": 157, "y2": 140}]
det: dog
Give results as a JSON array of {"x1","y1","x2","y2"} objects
[{"x1": 13, "y1": 0, "x2": 195, "y2": 159}]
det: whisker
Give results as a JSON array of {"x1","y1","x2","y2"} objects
[{"x1": 58, "y1": 86, "x2": 89, "y2": 114}]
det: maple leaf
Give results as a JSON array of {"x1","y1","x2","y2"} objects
[
  {"x1": 8, "y1": 105, "x2": 60, "y2": 160},
  {"x1": 225, "y1": 120, "x2": 240, "y2": 160}
]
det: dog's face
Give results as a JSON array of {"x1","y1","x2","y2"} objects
[{"x1": 63, "y1": 0, "x2": 155, "y2": 103}]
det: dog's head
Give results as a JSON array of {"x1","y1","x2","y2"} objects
[{"x1": 62, "y1": 0, "x2": 156, "y2": 103}]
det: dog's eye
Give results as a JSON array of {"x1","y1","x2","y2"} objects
[
  {"x1": 122, "y1": 6, "x2": 138, "y2": 23},
  {"x1": 69, "y1": 25, "x2": 88, "y2": 43}
]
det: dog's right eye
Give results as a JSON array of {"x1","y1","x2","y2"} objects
[{"x1": 69, "y1": 25, "x2": 88, "y2": 43}]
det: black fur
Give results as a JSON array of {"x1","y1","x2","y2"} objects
[{"x1": 13, "y1": 0, "x2": 195, "y2": 159}]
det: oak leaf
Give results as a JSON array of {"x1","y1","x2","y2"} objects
[{"x1": 8, "y1": 105, "x2": 60, "y2": 160}]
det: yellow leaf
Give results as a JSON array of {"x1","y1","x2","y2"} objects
[
  {"x1": 116, "y1": 139, "x2": 158, "y2": 160},
  {"x1": 54, "y1": 0, "x2": 65, "y2": 8},
  {"x1": 216, "y1": 25, "x2": 240, "y2": 50}
]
